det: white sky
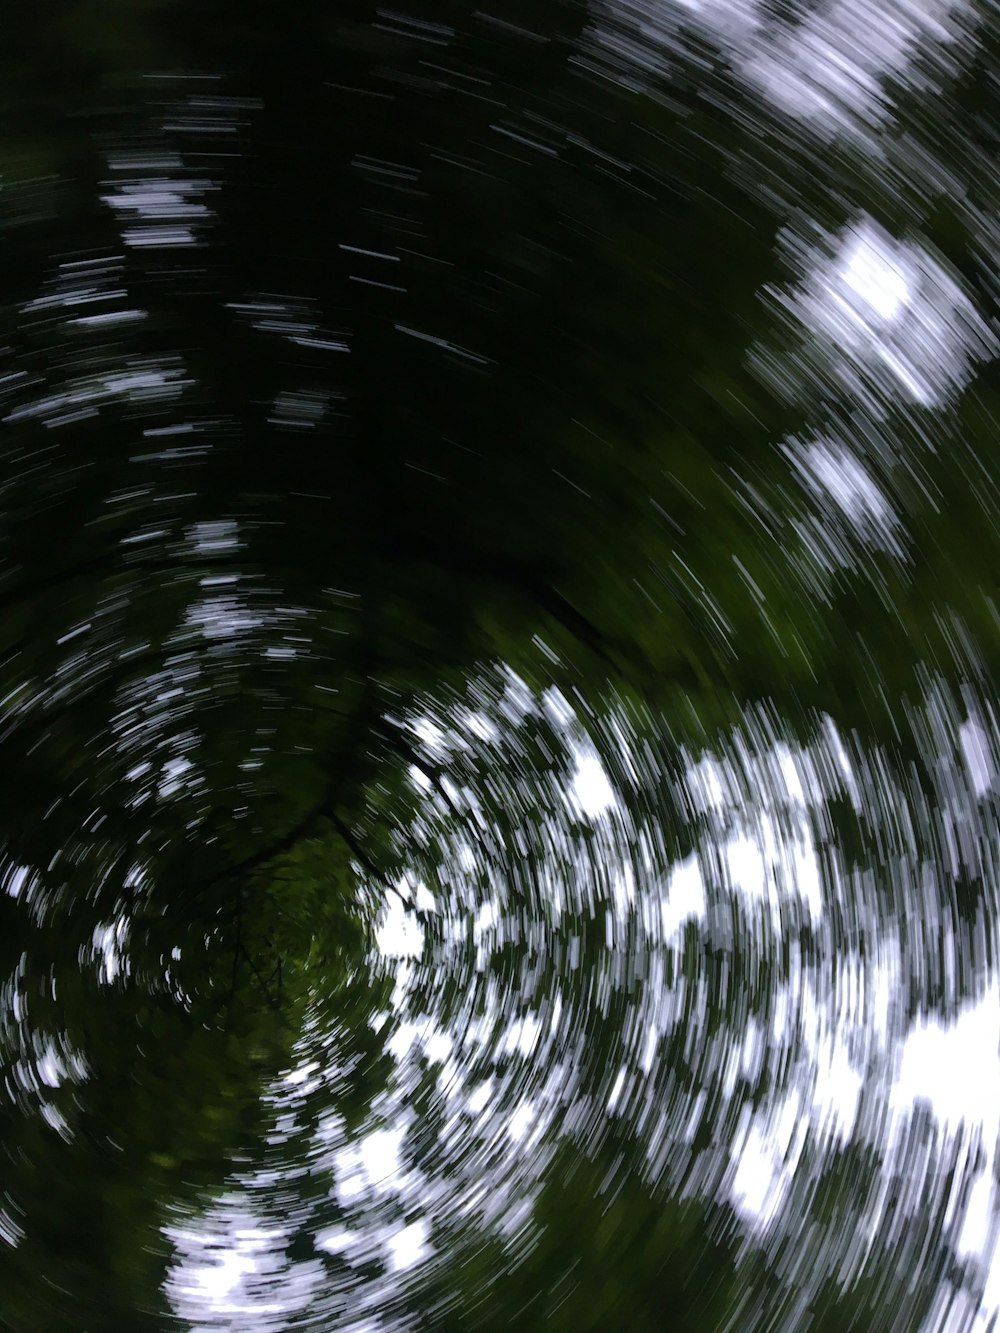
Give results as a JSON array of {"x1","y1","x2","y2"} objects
[
  {"x1": 594, "y1": 0, "x2": 975, "y2": 142},
  {"x1": 172, "y1": 680, "x2": 999, "y2": 1326}
]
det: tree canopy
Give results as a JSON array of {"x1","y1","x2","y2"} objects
[{"x1": 1, "y1": 1, "x2": 998, "y2": 1329}]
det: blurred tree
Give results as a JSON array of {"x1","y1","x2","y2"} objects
[{"x1": 0, "y1": 0, "x2": 996, "y2": 1327}]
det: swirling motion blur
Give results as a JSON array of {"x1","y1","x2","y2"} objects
[{"x1": 0, "y1": 2, "x2": 998, "y2": 1331}]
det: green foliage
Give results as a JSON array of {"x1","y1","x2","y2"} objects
[
  {"x1": 413, "y1": 1135, "x2": 765, "y2": 1332},
  {"x1": 0, "y1": 0, "x2": 996, "y2": 1327}
]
